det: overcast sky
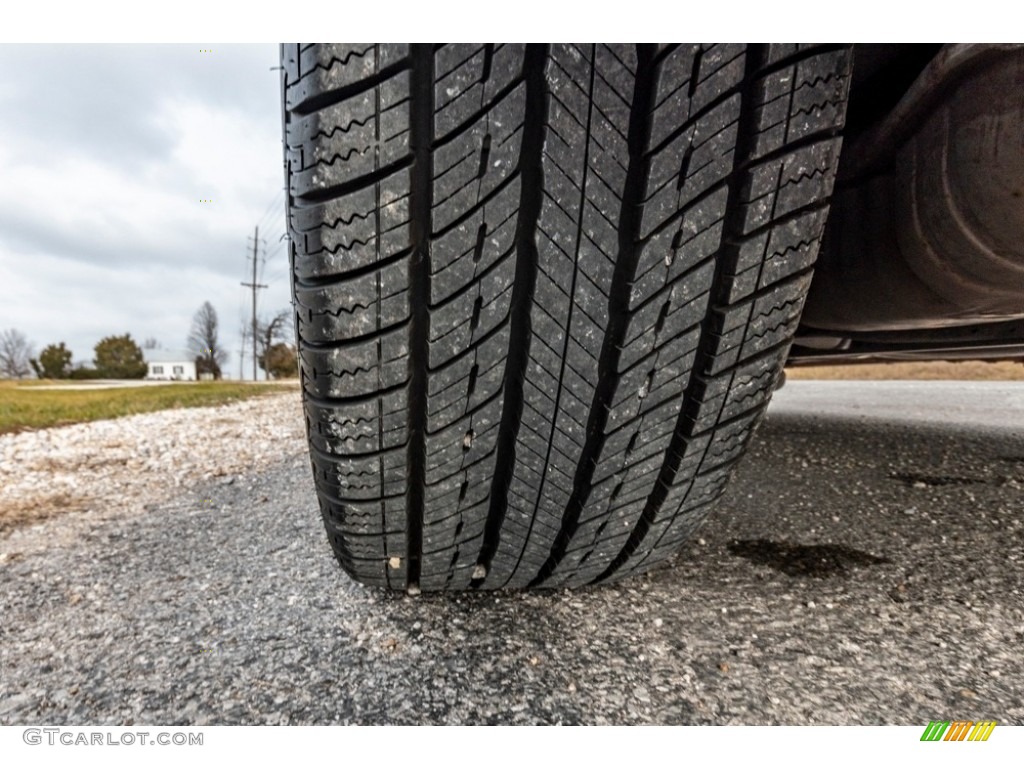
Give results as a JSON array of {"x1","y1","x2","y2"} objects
[{"x1": 0, "y1": 44, "x2": 290, "y2": 378}]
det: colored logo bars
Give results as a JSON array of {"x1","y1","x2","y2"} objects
[{"x1": 920, "y1": 721, "x2": 997, "y2": 742}]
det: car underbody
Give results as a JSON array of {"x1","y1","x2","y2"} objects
[{"x1": 790, "y1": 43, "x2": 1024, "y2": 365}]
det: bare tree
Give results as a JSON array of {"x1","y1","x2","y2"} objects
[
  {"x1": 257, "y1": 309, "x2": 292, "y2": 375},
  {"x1": 187, "y1": 301, "x2": 229, "y2": 379},
  {"x1": 0, "y1": 328, "x2": 35, "y2": 379},
  {"x1": 142, "y1": 337, "x2": 161, "y2": 350}
]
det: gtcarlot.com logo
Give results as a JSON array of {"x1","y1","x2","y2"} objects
[{"x1": 23, "y1": 728, "x2": 203, "y2": 747}]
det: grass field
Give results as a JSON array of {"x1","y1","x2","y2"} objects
[{"x1": 0, "y1": 380, "x2": 295, "y2": 434}]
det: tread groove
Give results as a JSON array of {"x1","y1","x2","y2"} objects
[
  {"x1": 290, "y1": 58, "x2": 410, "y2": 116},
  {"x1": 405, "y1": 44, "x2": 435, "y2": 591},
  {"x1": 506, "y1": 44, "x2": 601, "y2": 587},
  {"x1": 596, "y1": 46, "x2": 767, "y2": 583},
  {"x1": 476, "y1": 44, "x2": 550, "y2": 579},
  {"x1": 528, "y1": 45, "x2": 658, "y2": 588}
]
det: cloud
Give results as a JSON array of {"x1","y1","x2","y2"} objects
[{"x1": 0, "y1": 44, "x2": 292, "y2": 372}]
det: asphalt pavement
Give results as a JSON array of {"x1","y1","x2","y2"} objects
[{"x1": 1, "y1": 380, "x2": 1022, "y2": 724}]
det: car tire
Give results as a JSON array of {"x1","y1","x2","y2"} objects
[{"x1": 282, "y1": 43, "x2": 852, "y2": 592}]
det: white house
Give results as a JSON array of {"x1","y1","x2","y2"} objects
[{"x1": 144, "y1": 350, "x2": 197, "y2": 381}]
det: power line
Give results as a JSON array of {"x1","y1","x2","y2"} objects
[
  {"x1": 254, "y1": 188, "x2": 285, "y2": 234},
  {"x1": 264, "y1": 240, "x2": 288, "y2": 267},
  {"x1": 263, "y1": 270, "x2": 291, "y2": 296},
  {"x1": 262, "y1": 232, "x2": 292, "y2": 287}
]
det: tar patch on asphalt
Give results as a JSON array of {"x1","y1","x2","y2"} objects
[{"x1": 727, "y1": 539, "x2": 891, "y2": 578}]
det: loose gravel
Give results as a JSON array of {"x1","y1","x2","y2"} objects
[
  {"x1": 0, "y1": 392, "x2": 306, "y2": 536},
  {"x1": 1, "y1": 382, "x2": 1022, "y2": 724}
]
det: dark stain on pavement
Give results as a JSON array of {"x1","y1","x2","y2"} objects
[{"x1": 727, "y1": 539, "x2": 892, "y2": 578}]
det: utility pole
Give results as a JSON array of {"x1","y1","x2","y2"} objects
[
  {"x1": 241, "y1": 225, "x2": 267, "y2": 381},
  {"x1": 238, "y1": 323, "x2": 248, "y2": 381}
]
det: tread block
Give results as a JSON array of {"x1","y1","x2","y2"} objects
[
  {"x1": 294, "y1": 256, "x2": 410, "y2": 343},
  {"x1": 301, "y1": 324, "x2": 409, "y2": 399},
  {"x1": 307, "y1": 386, "x2": 410, "y2": 455},
  {"x1": 434, "y1": 45, "x2": 526, "y2": 138},
  {"x1": 286, "y1": 44, "x2": 408, "y2": 112}
]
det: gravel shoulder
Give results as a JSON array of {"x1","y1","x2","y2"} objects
[
  {"x1": 0, "y1": 391, "x2": 305, "y2": 535},
  {"x1": 1, "y1": 382, "x2": 1022, "y2": 725}
]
